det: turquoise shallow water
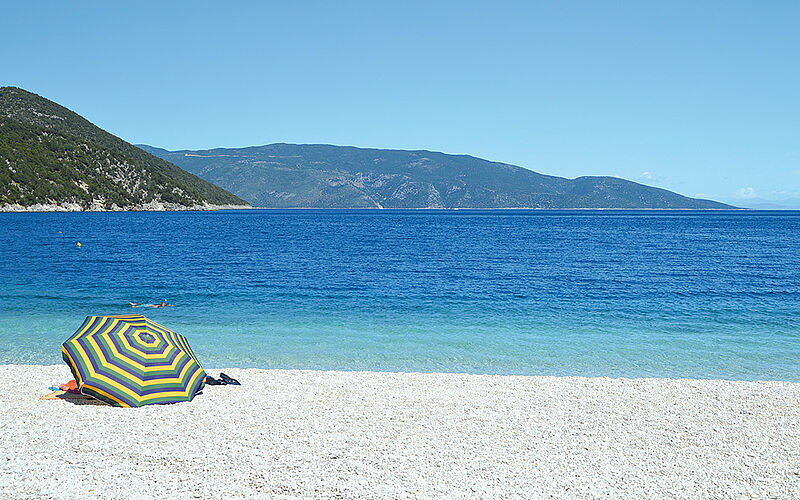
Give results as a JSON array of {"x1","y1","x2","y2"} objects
[{"x1": 0, "y1": 210, "x2": 798, "y2": 380}]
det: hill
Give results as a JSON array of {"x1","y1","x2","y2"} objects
[
  {"x1": 140, "y1": 143, "x2": 734, "y2": 209},
  {"x1": 0, "y1": 87, "x2": 248, "y2": 211}
]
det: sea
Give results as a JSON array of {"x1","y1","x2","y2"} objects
[{"x1": 1, "y1": 210, "x2": 798, "y2": 381}]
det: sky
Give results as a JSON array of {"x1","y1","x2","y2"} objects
[{"x1": 3, "y1": 1, "x2": 799, "y2": 206}]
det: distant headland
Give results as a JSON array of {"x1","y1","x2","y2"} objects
[{"x1": 141, "y1": 143, "x2": 736, "y2": 210}]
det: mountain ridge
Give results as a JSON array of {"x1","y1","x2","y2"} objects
[{"x1": 140, "y1": 143, "x2": 735, "y2": 209}]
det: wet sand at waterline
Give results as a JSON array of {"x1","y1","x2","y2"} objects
[{"x1": 0, "y1": 365, "x2": 797, "y2": 499}]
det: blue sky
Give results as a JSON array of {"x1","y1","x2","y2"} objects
[{"x1": 3, "y1": 1, "x2": 799, "y2": 206}]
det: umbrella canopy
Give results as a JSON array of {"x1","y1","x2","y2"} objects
[{"x1": 62, "y1": 314, "x2": 206, "y2": 407}]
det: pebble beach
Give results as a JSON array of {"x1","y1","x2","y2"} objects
[{"x1": 0, "y1": 365, "x2": 798, "y2": 499}]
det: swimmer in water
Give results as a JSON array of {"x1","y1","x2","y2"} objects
[
  {"x1": 146, "y1": 299, "x2": 172, "y2": 308},
  {"x1": 129, "y1": 302, "x2": 140, "y2": 308}
]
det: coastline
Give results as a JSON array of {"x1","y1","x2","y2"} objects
[
  {"x1": 0, "y1": 205, "x2": 764, "y2": 213},
  {"x1": 208, "y1": 206, "x2": 752, "y2": 211},
  {"x1": 0, "y1": 202, "x2": 253, "y2": 212},
  {"x1": 2, "y1": 364, "x2": 797, "y2": 498}
]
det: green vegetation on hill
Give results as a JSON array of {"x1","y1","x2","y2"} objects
[
  {"x1": 141, "y1": 143, "x2": 734, "y2": 209},
  {"x1": 0, "y1": 87, "x2": 247, "y2": 209}
]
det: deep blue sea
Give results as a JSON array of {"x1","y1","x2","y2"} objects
[{"x1": 0, "y1": 210, "x2": 798, "y2": 381}]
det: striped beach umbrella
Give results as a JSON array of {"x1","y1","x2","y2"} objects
[{"x1": 62, "y1": 314, "x2": 206, "y2": 407}]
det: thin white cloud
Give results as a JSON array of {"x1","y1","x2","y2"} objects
[
  {"x1": 768, "y1": 189, "x2": 800, "y2": 200},
  {"x1": 735, "y1": 187, "x2": 758, "y2": 199}
]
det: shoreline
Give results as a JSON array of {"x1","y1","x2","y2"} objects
[
  {"x1": 212, "y1": 206, "x2": 754, "y2": 211},
  {"x1": 2, "y1": 364, "x2": 797, "y2": 498},
  {"x1": 3, "y1": 363, "x2": 798, "y2": 384},
  {"x1": 0, "y1": 202, "x2": 252, "y2": 213},
  {"x1": 0, "y1": 206, "x2": 767, "y2": 213}
]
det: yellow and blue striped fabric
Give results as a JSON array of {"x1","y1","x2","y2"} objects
[{"x1": 62, "y1": 314, "x2": 206, "y2": 407}]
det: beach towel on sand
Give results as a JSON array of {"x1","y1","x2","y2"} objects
[{"x1": 40, "y1": 390, "x2": 109, "y2": 405}]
